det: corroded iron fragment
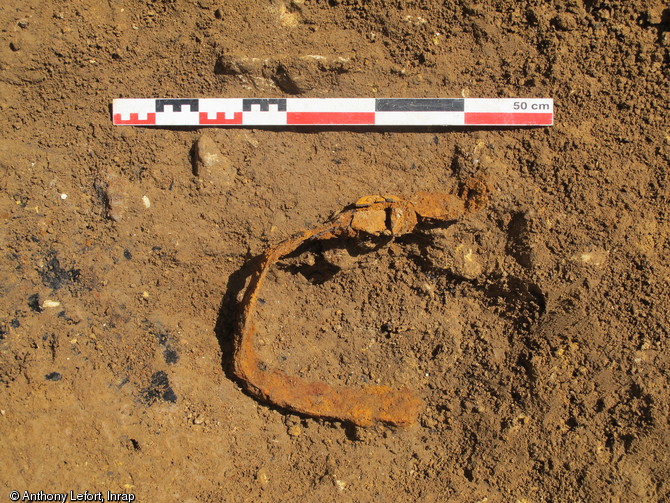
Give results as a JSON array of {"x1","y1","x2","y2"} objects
[{"x1": 233, "y1": 179, "x2": 489, "y2": 427}]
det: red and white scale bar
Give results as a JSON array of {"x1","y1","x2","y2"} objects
[{"x1": 112, "y1": 98, "x2": 553, "y2": 127}]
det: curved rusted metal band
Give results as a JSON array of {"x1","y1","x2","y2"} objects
[
  {"x1": 232, "y1": 204, "x2": 424, "y2": 427},
  {"x1": 232, "y1": 181, "x2": 489, "y2": 427}
]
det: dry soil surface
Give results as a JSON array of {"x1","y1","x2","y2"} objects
[{"x1": 1, "y1": 0, "x2": 669, "y2": 502}]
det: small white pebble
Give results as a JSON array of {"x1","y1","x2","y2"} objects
[
  {"x1": 256, "y1": 468, "x2": 269, "y2": 486},
  {"x1": 142, "y1": 195, "x2": 151, "y2": 208},
  {"x1": 41, "y1": 300, "x2": 61, "y2": 309},
  {"x1": 60, "y1": 193, "x2": 68, "y2": 200}
]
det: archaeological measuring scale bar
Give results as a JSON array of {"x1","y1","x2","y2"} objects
[{"x1": 112, "y1": 97, "x2": 554, "y2": 127}]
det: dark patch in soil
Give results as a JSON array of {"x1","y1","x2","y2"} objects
[
  {"x1": 139, "y1": 371, "x2": 177, "y2": 405},
  {"x1": 39, "y1": 252, "x2": 81, "y2": 290}
]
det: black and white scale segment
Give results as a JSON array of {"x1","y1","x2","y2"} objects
[{"x1": 113, "y1": 98, "x2": 554, "y2": 127}]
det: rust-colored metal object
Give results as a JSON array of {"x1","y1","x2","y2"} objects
[{"x1": 233, "y1": 178, "x2": 489, "y2": 427}]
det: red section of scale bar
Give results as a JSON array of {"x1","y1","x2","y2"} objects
[
  {"x1": 199, "y1": 112, "x2": 243, "y2": 125},
  {"x1": 464, "y1": 112, "x2": 553, "y2": 125},
  {"x1": 287, "y1": 112, "x2": 375, "y2": 125},
  {"x1": 113, "y1": 113, "x2": 156, "y2": 125}
]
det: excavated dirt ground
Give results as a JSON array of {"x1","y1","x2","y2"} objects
[{"x1": 1, "y1": 0, "x2": 669, "y2": 501}]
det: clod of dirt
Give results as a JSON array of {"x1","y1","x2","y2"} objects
[
  {"x1": 287, "y1": 424, "x2": 302, "y2": 437},
  {"x1": 274, "y1": 0, "x2": 302, "y2": 27},
  {"x1": 424, "y1": 220, "x2": 503, "y2": 280},
  {"x1": 552, "y1": 13, "x2": 578, "y2": 31},
  {"x1": 425, "y1": 226, "x2": 485, "y2": 279},
  {"x1": 273, "y1": 63, "x2": 309, "y2": 94},
  {"x1": 99, "y1": 173, "x2": 129, "y2": 222},
  {"x1": 322, "y1": 248, "x2": 357, "y2": 270},
  {"x1": 192, "y1": 135, "x2": 235, "y2": 188},
  {"x1": 95, "y1": 173, "x2": 149, "y2": 222}
]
